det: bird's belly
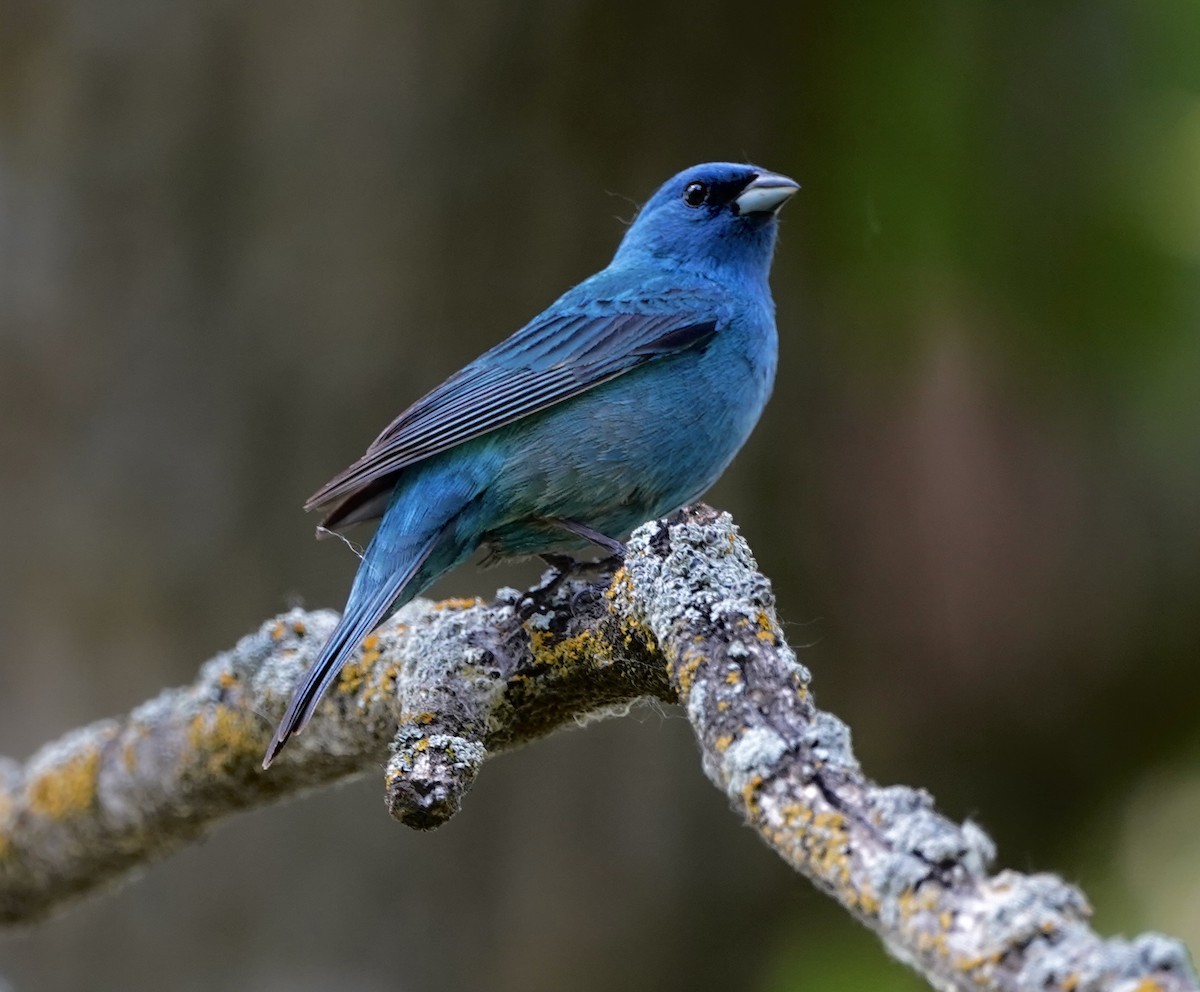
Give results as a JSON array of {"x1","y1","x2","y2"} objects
[{"x1": 479, "y1": 336, "x2": 773, "y2": 557}]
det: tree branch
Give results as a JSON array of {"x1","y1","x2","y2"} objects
[{"x1": 0, "y1": 505, "x2": 1194, "y2": 992}]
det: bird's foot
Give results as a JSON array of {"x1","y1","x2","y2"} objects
[
  {"x1": 514, "y1": 549, "x2": 625, "y2": 624},
  {"x1": 589, "y1": 551, "x2": 625, "y2": 576},
  {"x1": 510, "y1": 554, "x2": 574, "y2": 623},
  {"x1": 532, "y1": 553, "x2": 577, "y2": 598}
]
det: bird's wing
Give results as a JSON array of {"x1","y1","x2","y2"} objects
[{"x1": 307, "y1": 303, "x2": 719, "y2": 532}]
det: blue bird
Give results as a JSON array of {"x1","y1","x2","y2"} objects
[{"x1": 263, "y1": 162, "x2": 798, "y2": 768}]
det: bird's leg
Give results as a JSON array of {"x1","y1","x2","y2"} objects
[
  {"x1": 547, "y1": 519, "x2": 627, "y2": 584},
  {"x1": 552, "y1": 519, "x2": 626, "y2": 582},
  {"x1": 551, "y1": 519, "x2": 627, "y2": 558}
]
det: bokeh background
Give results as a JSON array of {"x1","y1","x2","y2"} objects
[{"x1": 2, "y1": 2, "x2": 1199, "y2": 989}]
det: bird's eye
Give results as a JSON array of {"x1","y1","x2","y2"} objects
[{"x1": 682, "y1": 181, "x2": 709, "y2": 208}]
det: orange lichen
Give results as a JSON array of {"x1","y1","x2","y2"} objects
[
  {"x1": 813, "y1": 810, "x2": 845, "y2": 831},
  {"x1": 724, "y1": 669, "x2": 742, "y2": 686},
  {"x1": 217, "y1": 670, "x2": 237, "y2": 690},
  {"x1": 714, "y1": 734, "x2": 734, "y2": 753},
  {"x1": 434, "y1": 597, "x2": 482, "y2": 611},
  {"x1": 337, "y1": 658, "x2": 372, "y2": 696},
  {"x1": 603, "y1": 567, "x2": 632, "y2": 603},
  {"x1": 956, "y1": 950, "x2": 1003, "y2": 973},
  {"x1": 676, "y1": 656, "x2": 701, "y2": 694},
  {"x1": 1132, "y1": 981, "x2": 1165, "y2": 992},
  {"x1": 398, "y1": 710, "x2": 438, "y2": 727},
  {"x1": 800, "y1": 810, "x2": 851, "y2": 886},
  {"x1": 915, "y1": 930, "x2": 949, "y2": 958},
  {"x1": 754, "y1": 610, "x2": 779, "y2": 645},
  {"x1": 857, "y1": 888, "x2": 881, "y2": 916},
  {"x1": 527, "y1": 627, "x2": 610, "y2": 672},
  {"x1": 619, "y1": 615, "x2": 657, "y2": 654},
  {"x1": 26, "y1": 746, "x2": 101, "y2": 820},
  {"x1": 779, "y1": 803, "x2": 811, "y2": 828},
  {"x1": 187, "y1": 706, "x2": 261, "y2": 774},
  {"x1": 740, "y1": 773, "x2": 764, "y2": 812},
  {"x1": 335, "y1": 634, "x2": 389, "y2": 698}
]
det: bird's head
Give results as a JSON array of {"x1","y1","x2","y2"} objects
[{"x1": 614, "y1": 163, "x2": 799, "y2": 279}]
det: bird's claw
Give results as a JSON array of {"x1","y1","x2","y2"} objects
[{"x1": 513, "y1": 550, "x2": 624, "y2": 624}]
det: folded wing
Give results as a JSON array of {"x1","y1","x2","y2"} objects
[{"x1": 308, "y1": 304, "x2": 719, "y2": 533}]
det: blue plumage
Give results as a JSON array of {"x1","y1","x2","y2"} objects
[{"x1": 263, "y1": 162, "x2": 798, "y2": 767}]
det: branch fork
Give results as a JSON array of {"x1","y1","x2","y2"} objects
[{"x1": 0, "y1": 506, "x2": 1193, "y2": 992}]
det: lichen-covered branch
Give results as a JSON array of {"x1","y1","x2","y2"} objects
[
  {"x1": 615, "y1": 508, "x2": 1196, "y2": 992},
  {"x1": 0, "y1": 563, "x2": 671, "y2": 923},
  {"x1": 0, "y1": 506, "x2": 1194, "y2": 992}
]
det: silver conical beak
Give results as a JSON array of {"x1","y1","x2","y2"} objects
[{"x1": 735, "y1": 171, "x2": 800, "y2": 215}]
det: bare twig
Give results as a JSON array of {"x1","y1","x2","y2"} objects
[{"x1": 0, "y1": 506, "x2": 1193, "y2": 992}]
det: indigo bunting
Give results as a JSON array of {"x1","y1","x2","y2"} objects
[{"x1": 264, "y1": 162, "x2": 798, "y2": 767}]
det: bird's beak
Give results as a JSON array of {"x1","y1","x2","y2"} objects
[{"x1": 735, "y1": 172, "x2": 800, "y2": 215}]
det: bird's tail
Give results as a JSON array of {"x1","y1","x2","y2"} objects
[{"x1": 261, "y1": 533, "x2": 438, "y2": 769}]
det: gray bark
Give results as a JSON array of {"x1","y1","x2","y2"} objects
[{"x1": 0, "y1": 505, "x2": 1193, "y2": 992}]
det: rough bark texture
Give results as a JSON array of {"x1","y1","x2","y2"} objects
[{"x1": 0, "y1": 506, "x2": 1194, "y2": 992}]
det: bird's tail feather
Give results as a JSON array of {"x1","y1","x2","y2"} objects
[{"x1": 261, "y1": 534, "x2": 438, "y2": 768}]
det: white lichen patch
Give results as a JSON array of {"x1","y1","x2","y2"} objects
[{"x1": 723, "y1": 726, "x2": 788, "y2": 794}]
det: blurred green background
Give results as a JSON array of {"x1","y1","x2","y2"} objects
[{"x1": 2, "y1": 2, "x2": 1198, "y2": 989}]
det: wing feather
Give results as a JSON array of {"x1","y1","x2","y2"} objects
[{"x1": 308, "y1": 300, "x2": 720, "y2": 533}]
